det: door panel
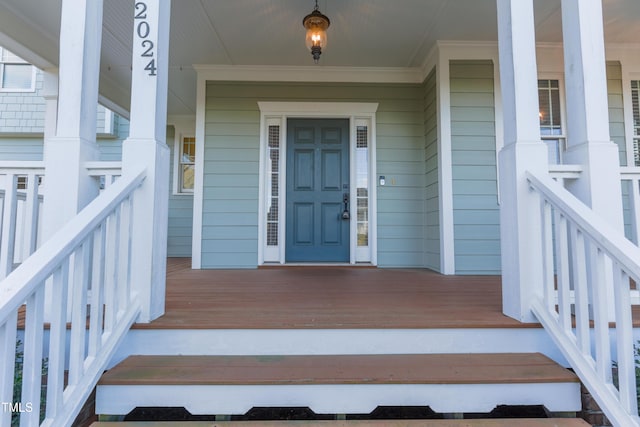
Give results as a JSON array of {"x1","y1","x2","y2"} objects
[
  {"x1": 293, "y1": 150, "x2": 314, "y2": 190},
  {"x1": 321, "y1": 150, "x2": 342, "y2": 190},
  {"x1": 286, "y1": 118, "x2": 349, "y2": 262},
  {"x1": 293, "y1": 203, "x2": 314, "y2": 245}
]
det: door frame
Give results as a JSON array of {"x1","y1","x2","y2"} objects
[{"x1": 257, "y1": 102, "x2": 379, "y2": 265}]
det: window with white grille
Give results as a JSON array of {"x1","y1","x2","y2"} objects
[
  {"x1": 356, "y1": 125, "x2": 369, "y2": 247},
  {"x1": 179, "y1": 136, "x2": 196, "y2": 193},
  {"x1": 266, "y1": 125, "x2": 280, "y2": 246},
  {"x1": 538, "y1": 79, "x2": 565, "y2": 164},
  {"x1": 0, "y1": 48, "x2": 35, "y2": 92}
]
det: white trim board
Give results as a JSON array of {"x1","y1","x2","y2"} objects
[
  {"x1": 193, "y1": 65, "x2": 424, "y2": 84},
  {"x1": 257, "y1": 102, "x2": 379, "y2": 266}
]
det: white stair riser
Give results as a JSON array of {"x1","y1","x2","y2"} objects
[
  {"x1": 96, "y1": 382, "x2": 582, "y2": 416},
  {"x1": 111, "y1": 328, "x2": 569, "y2": 368}
]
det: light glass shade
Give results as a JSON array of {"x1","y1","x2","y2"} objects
[
  {"x1": 303, "y1": 8, "x2": 330, "y2": 63},
  {"x1": 304, "y1": 15, "x2": 329, "y2": 50}
]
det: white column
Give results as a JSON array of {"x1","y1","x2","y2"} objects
[
  {"x1": 561, "y1": 0, "x2": 624, "y2": 231},
  {"x1": 41, "y1": 69, "x2": 58, "y2": 141},
  {"x1": 122, "y1": 0, "x2": 171, "y2": 322},
  {"x1": 42, "y1": 0, "x2": 102, "y2": 240},
  {"x1": 496, "y1": 0, "x2": 549, "y2": 322}
]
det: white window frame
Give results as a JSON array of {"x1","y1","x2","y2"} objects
[
  {"x1": 0, "y1": 47, "x2": 36, "y2": 93},
  {"x1": 537, "y1": 76, "x2": 568, "y2": 164},
  {"x1": 257, "y1": 102, "x2": 378, "y2": 265},
  {"x1": 172, "y1": 126, "x2": 197, "y2": 195},
  {"x1": 628, "y1": 76, "x2": 640, "y2": 167}
]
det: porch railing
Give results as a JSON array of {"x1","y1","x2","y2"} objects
[
  {"x1": 0, "y1": 167, "x2": 146, "y2": 427},
  {"x1": 527, "y1": 170, "x2": 640, "y2": 427},
  {"x1": 86, "y1": 161, "x2": 122, "y2": 190},
  {"x1": 0, "y1": 162, "x2": 46, "y2": 278}
]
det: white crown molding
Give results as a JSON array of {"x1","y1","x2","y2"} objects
[{"x1": 193, "y1": 65, "x2": 424, "y2": 84}]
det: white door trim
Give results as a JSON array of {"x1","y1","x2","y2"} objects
[{"x1": 258, "y1": 102, "x2": 379, "y2": 265}]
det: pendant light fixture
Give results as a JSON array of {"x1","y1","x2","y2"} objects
[{"x1": 302, "y1": 0, "x2": 330, "y2": 64}]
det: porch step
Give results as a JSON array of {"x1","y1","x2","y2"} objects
[
  {"x1": 95, "y1": 353, "x2": 581, "y2": 416},
  {"x1": 91, "y1": 420, "x2": 591, "y2": 427}
]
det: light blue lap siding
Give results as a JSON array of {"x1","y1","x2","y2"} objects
[
  {"x1": 450, "y1": 60, "x2": 500, "y2": 274},
  {"x1": 167, "y1": 125, "x2": 194, "y2": 257},
  {"x1": 202, "y1": 81, "x2": 427, "y2": 269},
  {"x1": 607, "y1": 62, "x2": 635, "y2": 241},
  {"x1": 424, "y1": 67, "x2": 440, "y2": 272}
]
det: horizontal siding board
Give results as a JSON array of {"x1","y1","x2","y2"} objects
[
  {"x1": 456, "y1": 239, "x2": 501, "y2": 255},
  {"x1": 450, "y1": 93, "x2": 495, "y2": 107},
  {"x1": 203, "y1": 136, "x2": 260, "y2": 149},
  {"x1": 377, "y1": 252, "x2": 424, "y2": 267},
  {"x1": 451, "y1": 122, "x2": 496, "y2": 137},
  {"x1": 202, "y1": 226, "x2": 258, "y2": 240},
  {"x1": 453, "y1": 194, "x2": 499, "y2": 210},
  {"x1": 450, "y1": 78, "x2": 494, "y2": 93},
  {"x1": 454, "y1": 210, "x2": 500, "y2": 225},
  {"x1": 454, "y1": 224, "x2": 501, "y2": 239},
  {"x1": 449, "y1": 61, "x2": 494, "y2": 78},
  {"x1": 451, "y1": 151, "x2": 497, "y2": 165},
  {"x1": 454, "y1": 255, "x2": 501, "y2": 274},
  {"x1": 204, "y1": 187, "x2": 259, "y2": 200},
  {"x1": 203, "y1": 147, "x2": 259, "y2": 162},
  {"x1": 452, "y1": 180, "x2": 498, "y2": 195},
  {"x1": 202, "y1": 212, "x2": 258, "y2": 225},
  {"x1": 450, "y1": 107, "x2": 495, "y2": 122},
  {"x1": 203, "y1": 199, "x2": 257, "y2": 213},
  {"x1": 378, "y1": 238, "x2": 424, "y2": 252},
  {"x1": 452, "y1": 165, "x2": 497, "y2": 180},
  {"x1": 204, "y1": 161, "x2": 259, "y2": 174},
  {"x1": 202, "y1": 239, "x2": 258, "y2": 253},
  {"x1": 203, "y1": 173, "x2": 258, "y2": 188},
  {"x1": 205, "y1": 123, "x2": 259, "y2": 137},
  {"x1": 201, "y1": 252, "x2": 257, "y2": 269}
]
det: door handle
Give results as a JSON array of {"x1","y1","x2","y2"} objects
[{"x1": 341, "y1": 193, "x2": 350, "y2": 220}]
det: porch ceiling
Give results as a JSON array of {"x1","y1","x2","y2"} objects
[{"x1": 0, "y1": 0, "x2": 638, "y2": 117}]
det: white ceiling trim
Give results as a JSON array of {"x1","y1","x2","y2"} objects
[{"x1": 193, "y1": 65, "x2": 425, "y2": 84}]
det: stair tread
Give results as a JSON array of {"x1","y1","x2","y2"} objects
[
  {"x1": 90, "y1": 418, "x2": 591, "y2": 426},
  {"x1": 99, "y1": 353, "x2": 578, "y2": 386}
]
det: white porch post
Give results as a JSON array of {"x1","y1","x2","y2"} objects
[
  {"x1": 122, "y1": 0, "x2": 171, "y2": 322},
  {"x1": 41, "y1": 2, "x2": 102, "y2": 321},
  {"x1": 561, "y1": 0, "x2": 624, "y2": 230},
  {"x1": 496, "y1": 0, "x2": 549, "y2": 322},
  {"x1": 41, "y1": 69, "x2": 59, "y2": 142},
  {"x1": 41, "y1": 0, "x2": 102, "y2": 240}
]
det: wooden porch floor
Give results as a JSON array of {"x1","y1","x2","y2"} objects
[{"x1": 134, "y1": 258, "x2": 538, "y2": 330}]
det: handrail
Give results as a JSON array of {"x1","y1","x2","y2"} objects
[
  {"x1": 527, "y1": 170, "x2": 640, "y2": 427},
  {"x1": 0, "y1": 167, "x2": 146, "y2": 427}
]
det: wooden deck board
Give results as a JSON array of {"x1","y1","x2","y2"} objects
[
  {"x1": 98, "y1": 354, "x2": 578, "y2": 386},
  {"x1": 137, "y1": 259, "x2": 532, "y2": 330},
  {"x1": 91, "y1": 420, "x2": 590, "y2": 427}
]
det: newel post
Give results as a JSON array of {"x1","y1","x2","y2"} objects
[
  {"x1": 496, "y1": 0, "x2": 549, "y2": 322},
  {"x1": 122, "y1": 0, "x2": 171, "y2": 322}
]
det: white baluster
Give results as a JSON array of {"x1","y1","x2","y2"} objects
[{"x1": 20, "y1": 287, "x2": 45, "y2": 427}]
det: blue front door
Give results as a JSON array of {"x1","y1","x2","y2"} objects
[{"x1": 286, "y1": 118, "x2": 350, "y2": 262}]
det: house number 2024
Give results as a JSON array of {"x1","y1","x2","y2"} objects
[{"x1": 134, "y1": 1, "x2": 157, "y2": 76}]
